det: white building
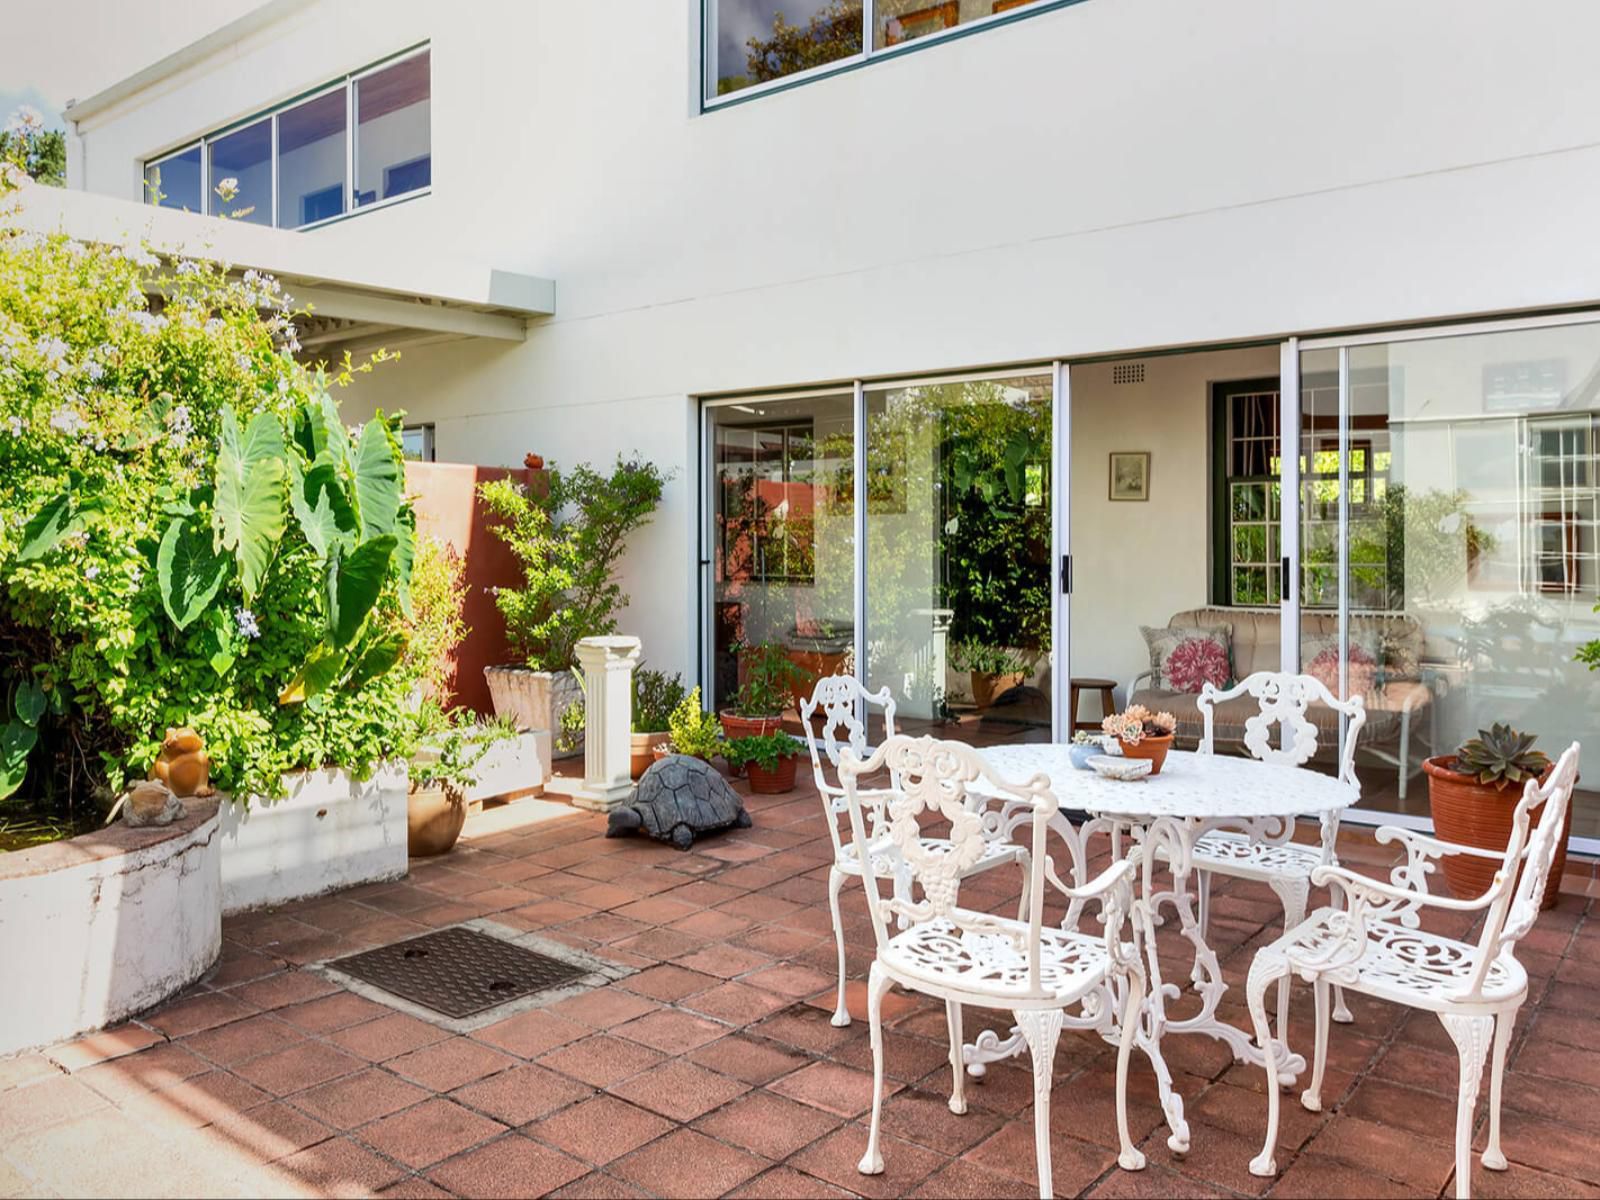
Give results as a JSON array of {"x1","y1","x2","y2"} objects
[{"x1": 51, "y1": 0, "x2": 1600, "y2": 845}]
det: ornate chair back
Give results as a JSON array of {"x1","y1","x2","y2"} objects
[
  {"x1": 1459, "y1": 742, "x2": 1581, "y2": 1001},
  {"x1": 839, "y1": 736, "x2": 1055, "y2": 997},
  {"x1": 801, "y1": 675, "x2": 896, "y2": 857},
  {"x1": 1198, "y1": 670, "x2": 1368, "y2": 788}
]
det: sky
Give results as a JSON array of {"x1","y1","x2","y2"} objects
[{"x1": 0, "y1": 0, "x2": 262, "y2": 129}]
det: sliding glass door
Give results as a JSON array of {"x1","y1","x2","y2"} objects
[{"x1": 1297, "y1": 322, "x2": 1600, "y2": 844}]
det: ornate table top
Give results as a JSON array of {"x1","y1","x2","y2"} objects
[{"x1": 979, "y1": 744, "x2": 1357, "y2": 821}]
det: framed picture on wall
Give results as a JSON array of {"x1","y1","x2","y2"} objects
[{"x1": 1109, "y1": 451, "x2": 1150, "y2": 501}]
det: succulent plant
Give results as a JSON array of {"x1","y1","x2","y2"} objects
[{"x1": 1452, "y1": 723, "x2": 1551, "y2": 791}]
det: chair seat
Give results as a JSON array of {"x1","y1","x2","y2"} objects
[
  {"x1": 881, "y1": 915, "x2": 1112, "y2": 1001},
  {"x1": 1188, "y1": 831, "x2": 1324, "y2": 883},
  {"x1": 838, "y1": 835, "x2": 1024, "y2": 879},
  {"x1": 1276, "y1": 907, "x2": 1527, "y2": 1010}
]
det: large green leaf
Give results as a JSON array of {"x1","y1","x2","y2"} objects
[
  {"x1": 214, "y1": 407, "x2": 288, "y2": 601},
  {"x1": 351, "y1": 418, "x2": 402, "y2": 541},
  {"x1": 0, "y1": 720, "x2": 37, "y2": 800},
  {"x1": 277, "y1": 644, "x2": 346, "y2": 705},
  {"x1": 157, "y1": 515, "x2": 229, "y2": 630},
  {"x1": 346, "y1": 632, "x2": 406, "y2": 692},
  {"x1": 17, "y1": 493, "x2": 82, "y2": 562},
  {"x1": 12, "y1": 681, "x2": 45, "y2": 727},
  {"x1": 326, "y1": 535, "x2": 396, "y2": 648},
  {"x1": 392, "y1": 507, "x2": 416, "y2": 619},
  {"x1": 287, "y1": 457, "x2": 357, "y2": 559}
]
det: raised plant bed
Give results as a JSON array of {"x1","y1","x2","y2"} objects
[
  {"x1": 219, "y1": 765, "x2": 407, "y2": 915},
  {"x1": 0, "y1": 799, "x2": 221, "y2": 1055}
]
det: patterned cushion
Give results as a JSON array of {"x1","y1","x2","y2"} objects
[
  {"x1": 1302, "y1": 630, "x2": 1382, "y2": 698},
  {"x1": 1140, "y1": 625, "x2": 1233, "y2": 693}
]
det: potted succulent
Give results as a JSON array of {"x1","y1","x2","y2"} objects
[
  {"x1": 1068, "y1": 730, "x2": 1105, "y2": 770},
  {"x1": 953, "y1": 640, "x2": 1030, "y2": 708},
  {"x1": 1102, "y1": 705, "x2": 1178, "y2": 774},
  {"x1": 724, "y1": 732, "x2": 806, "y2": 794},
  {"x1": 663, "y1": 686, "x2": 722, "y2": 763},
  {"x1": 406, "y1": 705, "x2": 517, "y2": 857},
  {"x1": 721, "y1": 641, "x2": 804, "y2": 739},
  {"x1": 1425, "y1": 723, "x2": 1567, "y2": 909},
  {"x1": 631, "y1": 668, "x2": 686, "y2": 779}
]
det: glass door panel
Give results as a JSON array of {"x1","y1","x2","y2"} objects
[
  {"x1": 1303, "y1": 324, "x2": 1600, "y2": 841},
  {"x1": 863, "y1": 375, "x2": 1053, "y2": 745},
  {"x1": 708, "y1": 394, "x2": 856, "y2": 722}
]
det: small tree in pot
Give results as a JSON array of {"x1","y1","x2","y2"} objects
[
  {"x1": 721, "y1": 641, "x2": 804, "y2": 739},
  {"x1": 664, "y1": 686, "x2": 722, "y2": 762},
  {"x1": 631, "y1": 668, "x2": 685, "y2": 779},
  {"x1": 1425, "y1": 723, "x2": 1566, "y2": 909},
  {"x1": 724, "y1": 732, "x2": 805, "y2": 794}
]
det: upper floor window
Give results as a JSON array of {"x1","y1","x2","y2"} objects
[
  {"x1": 705, "y1": 0, "x2": 1061, "y2": 103},
  {"x1": 143, "y1": 46, "x2": 430, "y2": 229}
]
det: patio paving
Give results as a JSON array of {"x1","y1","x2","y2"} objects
[{"x1": 3, "y1": 768, "x2": 1598, "y2": 1199}]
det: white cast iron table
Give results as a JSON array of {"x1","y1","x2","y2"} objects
[{"x1": 970, "y1": 744, "x2": 1358, "y2": 1154}]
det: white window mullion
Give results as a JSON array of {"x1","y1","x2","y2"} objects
[
  {"x1": 345, "y1": 77, "x2": 356, "y2": 212},
  {"x1": 269, "y1": 114, "x2": 279, "y2": 228},
  {"x1": 863, "y1": 0, "x2": 876, "y2": 59}
]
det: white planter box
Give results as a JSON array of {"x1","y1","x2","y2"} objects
[
  {"x1": 0, "y1": 800, "x2": 221, "y2": 1055},
  {"x1": 463, "y1": 731, "x2": 549, "y2": 804},
  {"x1": 220, "y1": 764, "x2": 407, "y2": 915}
]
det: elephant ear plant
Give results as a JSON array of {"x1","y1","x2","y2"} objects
[{"x1": 0, "y1": 157, "x2": 424, "y2": 843}]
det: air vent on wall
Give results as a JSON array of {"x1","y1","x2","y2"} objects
[{"x1": 1112, "y1": 362, "x2": 1146, "y2": 385}]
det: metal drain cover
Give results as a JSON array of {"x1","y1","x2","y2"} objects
[{"x1": 330, "y1": 927, "x2": 587, "y2": 1019}]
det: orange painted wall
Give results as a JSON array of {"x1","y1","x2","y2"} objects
[{"x1": 405, "y1": 461, "x2": 548, "y2": 716}]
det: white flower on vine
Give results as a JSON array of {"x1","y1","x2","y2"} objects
[
  {"x1": 235, "y1": 607, "x2": 260, "y2": 639},
  {"x1": 5, "y1": 416, "x2": 22, "y2": 436},
  {"x1": 214, "y1": 177, "x2": 240, "y2": 204},
  {"x1": 49, "y1": 406, "x2": 85, "y2": 436},
  {"x1": 84, "y1": 564, "x2": 100, "y2": 580},
  {"x1": 4, "y1": 106, "x2": 43, "y2": 137}
]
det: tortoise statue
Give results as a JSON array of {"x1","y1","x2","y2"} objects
[{"x1": 607, "y1": 755, "x2": 752, "y2": 850}]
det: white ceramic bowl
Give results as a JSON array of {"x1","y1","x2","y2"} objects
[{"x1": 1087, "y1": 754, "x2": 1152, "y2": 782}]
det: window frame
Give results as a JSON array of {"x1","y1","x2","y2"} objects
[
  {"x1": 701, "y1": 0, "x2": 1089, "y2": 110},
  {"x1": 140, "y1": 43, "x2": 430, "y2": 231}
]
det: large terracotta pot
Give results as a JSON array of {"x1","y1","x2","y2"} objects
[
  {"x1": 746, "y1": 754, "x2": 799, "y2": 794},
  {"x1": 719, "y1": 713, "x2": 783, "y2": 739},
  {"x1": 1424, "y1": 757, "x2": 1569, "y2": 910},
  {"x1": 408, "y1": 786, "x2": 466, "y2": 857},
  {"x1": 631, "y1": 731, "x2": 668, "y2": 780},
  {"x1": 785, "y1": 649, "x2": 847, "y2": 712},
  {"x1": 971, "y1": 671, "x2": 1026, "y2": 708},
  {"x1": 1119, "y1": 734, "x2": 1173, "y2": 775}
]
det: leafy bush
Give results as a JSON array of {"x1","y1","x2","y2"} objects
[
  {"x1": 723, "y1": 732, "x2": 804, "y2": 772},
  {"x1": 406, "y1": 701, "x2": 516, "y2": 799},
  {"x1": 632, "y1": 668, "x2": 685, "y2": 733},
  {"x1": 950, "y1": 640, "x2": 1028, "y2": 676},
  {"x1": 479, "y1": 457, "x2": 665, "y2": 671},
  {"x1": 732, "y1": 641, "x2": 803, "y2": 717},
  {"x1": 406, "y1": 535, "x2": 469, "y2": 702},
  {"x1": 668, "y1": 686, "x2": 722, "y2": 759},
  {"x1": 0, "y1": 168, "x2": 420, "y2": 817}
]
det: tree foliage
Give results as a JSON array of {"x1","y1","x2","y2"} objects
[
  {"x1": 0, "y1": 106, "x2": 64, "y2": 187},
  {"x1": 718, "y1": 0, "x2": 864, "y2": 94}
]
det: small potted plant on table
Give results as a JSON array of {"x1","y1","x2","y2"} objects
[
  {"x1": 662, "y1": 686, "x2": 722, "y2": 763},
  {"x1": 953, "y1": 640, "x2": 1030, "y2": 708},
  {"x1": 1425, "y1": 723, "x2": 1567, "y2": 909},
  {"x1": 1102, "y1": 704, "x2": 1178, "y2": 774},
  {"x1": 406, "y1": 705, "x2": 517, "y2": 856},
  {"x1": 631, "y1": 668, "x2": 686, "y2": 779},
  {"x1": 724, "y1": 732, "x2": 806, "y2": 794},
  {"x1": 720, "y1": 641, "x2": 804, "y2": 739}
]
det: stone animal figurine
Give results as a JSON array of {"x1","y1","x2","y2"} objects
[
  {"x1": 607, "y1": 755, "x2": 751, "y2": 850},
  {"x1": 150, "y1": 726, "x2": 213, "y2": 797},
  {"x1": 114, "y1": 779, "x2": 186, "y2": 827}
]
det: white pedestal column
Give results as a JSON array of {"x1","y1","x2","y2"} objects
[{"x1": 554, "y1": 635, "x2": 640, "y2": 811}]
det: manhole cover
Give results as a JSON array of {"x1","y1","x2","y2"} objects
[{"x1": 330, "y1": 927, "x2": 587, "y2": 1019}]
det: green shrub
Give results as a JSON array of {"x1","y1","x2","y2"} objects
[
  {"x1": 479, "y1": 457, "x2": 665, "y2": 671},
  {"x1": 0, "y1": 168, "x2": 421, "y2": 817},
  {"x1": 667, "y1": 686, "x2": 722, "y2": 758},
  {"x1": 951, "y1": 640, "x2": 1028, "y2": 676},
  {"x1": 732, "y1": 641, "x2": 803, "y2": 718},
  {"x1": 723, "y1": 732, "x2": 804, "y2": 773},
  {"x1": 406, "y1": 535, "x2": 469, "y2": 703},
  {"x1": 632, "y1": 668, "x2": 685, "y2": 733}
]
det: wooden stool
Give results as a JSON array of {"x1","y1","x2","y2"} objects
[{"x1": 1069, "y1": 677, "x2": 1117, "y2": 733}]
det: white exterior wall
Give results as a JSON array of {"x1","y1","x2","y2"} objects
[{"x1": 68, "y1": 0, "x2": 1600, "y2": 680}]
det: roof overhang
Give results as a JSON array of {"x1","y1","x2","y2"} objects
[{"x1": 9, "y1": 186, "x2": 553, "y2": 354}]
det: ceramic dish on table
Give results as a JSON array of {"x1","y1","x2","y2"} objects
[{"x1": 1088, "y1": 754, "x2": 1152, "y2": 782}]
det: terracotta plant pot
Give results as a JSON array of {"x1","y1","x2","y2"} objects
[
  {"x1": 652, "y1": 745, "x2": 673, "y2": 763},
  {"x1": 1119, "y1": 734, "x2": 1173, "y2": 775},
  {"x1": 1424, "y1": 756, "x2": 1569, "y2": 910},
  {"x1": 631, "y1": 731, "x2": 668, "y2": 780},
  {"x1": 407, "y1": 786, "x2": 466, "y2": 856},
  {"x1": 719, "y1": 712, "x2": 783, "y2": 739},
  {"x1": 745, "y1": 754, "x2": 800, "y2": 794},
  {"x1": 971, "y1": 671, "x2": 1026, "y2": 708},
  {"x1": 784, "y1": 648, "x2": 848, "y2": 712}
]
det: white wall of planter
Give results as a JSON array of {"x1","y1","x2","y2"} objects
[{"x1": 0, "y1": 800, "x2": 222, "y2": 1056}]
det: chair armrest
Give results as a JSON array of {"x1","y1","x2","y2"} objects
[
  {"x1": 1374, "y1": 824, "x2": 1509, "y2": 864},
  {"x1": 1124, "y1": 671, "x2": 1153, "y2": 701},
  {"x1": 1059, "y1": 855, "x2": 1136, "y2": 901},
  {"x1": 1311, "y1": 862, "x2": 1501, "y2": 913}
]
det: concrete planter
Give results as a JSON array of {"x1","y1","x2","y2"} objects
[
  {"x1": 485, "y1": 665, "x2": 582, "y2": 758},
  {"x1": 0, "y1": 800, "x2": 221, "y2": 1055},
  {"x1": 463, "y1": 730, "x2": 550, "y2": 803},
  {"x1": 220, "y1": 764, "x2": 407, "y2": 915}
]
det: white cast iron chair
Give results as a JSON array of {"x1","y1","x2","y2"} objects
[
  {"x1": 840, "y1": 735, "x2": 1148, "y2": 1199},
  {"x1": 1190, "y1": 671, "x2": 1367, "y2": 1035},
  {"x1": 1247, "y1": 741, "x2": 1581, "y2": 1199},
  {"x1": 800, "y1": 674, "x2": 1028, "y2": 1027}
]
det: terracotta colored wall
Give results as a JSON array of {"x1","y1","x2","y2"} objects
[{"x1": 406, "y1": 461, "x2": 548, "y2": 716}]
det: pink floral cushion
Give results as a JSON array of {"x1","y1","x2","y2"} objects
[
  {"x1": 1140, "y1": 625, "x2": 1233, "y2": 694},
  {"x1": 1306, "y1": 643, "x2": 1378, "y2": 698}
]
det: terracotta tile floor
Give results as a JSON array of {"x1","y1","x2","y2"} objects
[{"x1": 4, "y1": 771, "x2": 1598, "y2": 1199}]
